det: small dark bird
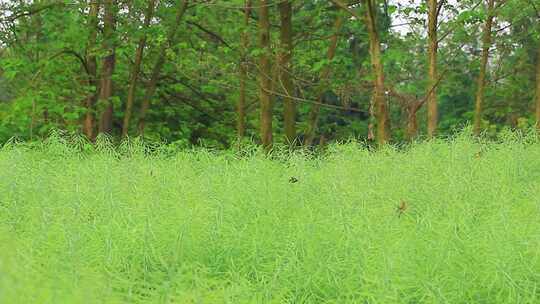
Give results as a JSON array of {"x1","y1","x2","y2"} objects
[
  {"x1": 289, "y1": 177, "x2": 299, "y2": 184},
  {"x1": 397, "y1": 200, "x2": 407, "y2": 217}
]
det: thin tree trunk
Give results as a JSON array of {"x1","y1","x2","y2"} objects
[
  {"x1": 278, "y1": 0, "x2": 296, "y2": 144},
  {"x1": 122, "y1": 0, "x2": 156, "y2": 138},
  {"x1": 34, "y1": 1, "x2": 48, "y2": 129},
  {"x1": 427, "y1": 0, "x2": 438, "y2": 138},
  {"x1": 473, "y1": 0, "x2": 495, "y2": 136},
  {"x1": 364, "y1": 0, "x2": 389, "y2": 144},
  {"x1": 367, "y1": 96, "x2": 375, "y2": 141},
  {"x1": 98, "y1": 0, "x2": 117, "y2": 135},
  {"x1": 138, "y1": 0, "x2": 189, "y2": 136},
  {"x1": 304, "y1": 15, "x2": 343, "y2": 146},
  {"x1": 258, "y1": 0, "x2": 273, "y2": 151},
  {"x1": 536, "y1": 44, "x2": 540, "y2": 132},
  {"x1": 34, "y1": 0, "x2": 43, "y2": 62},
  {"x1": 237, "y1": 0, "x2": 251, "y2": 140},
  {"x1": 83, "y1": 0, "x2": 100, "y2": 140}
]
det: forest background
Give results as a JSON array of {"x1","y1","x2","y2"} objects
[{"x1": 0, "y1": 0, "x2": 539, "y2": 149}]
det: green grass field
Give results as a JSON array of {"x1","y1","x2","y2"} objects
[{"x1": 1, "y1": 133, "x2": 539, "y2": 303}]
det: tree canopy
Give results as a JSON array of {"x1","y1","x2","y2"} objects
[{"x1": 0, "y1": 0, "x2": 539, "y2": 147}]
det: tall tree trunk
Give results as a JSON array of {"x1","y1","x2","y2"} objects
[
  {"x1": 364, "y1": 0, "x2": 389, "y2": 144},
  {"x1": 367, "y1": 96, "x2": 376, "y2": 141},
  {"x1": 83, "y1": 0, "x2": 100, "y2": 139},
  {"x1": 138, "y1": 0, "x2": 189, "y2": 136},
  {"x1": 237, "y1": 0, "x2": 251, "y2": 140},
  {"x1": 536, "y1": 43, "x2": 540, "y2": 132},
  {"x1": 473, "y1": 0, "x2": 495, "y2": 136},
  {"x1": 427, "y1": 0, "x2": 438, "y2": 138},
  {"x1": 98, "y1": 0, "x2": 117, "y2": 135},
  {"x1": 304, "y1": 15, "x2": 343, "y2": 146},
  {"x1": 258, "y1": 0, "x2": 273, "y2": 151},
  {"x1": 278, "y1": 0, "x2": 295, "y2": 144},
  {"x1": 122, "y1": 0, "x2": 156, "y2": 138}
]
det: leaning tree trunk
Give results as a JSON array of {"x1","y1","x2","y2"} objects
[
  {"x1": 407, "y1": 112, "x2": 419, "y2": 141},
  {"x1": 304, "y1": 15, "x2": 343, "y2": 146},
  {"x1": 122, "y1": 0, "x2": 156, "y2": 138},
  {"x1": 364, "y1": 0, "x2": 389, "y2": 144},
  {"x1": 83, "y1": 0, "x2": 100, "y2": 140},
  {"x1": 98, "y1": 0, "x2": 117, "y2": 135},
  {"x1": 473, "y1": 0, "x2": 495, "y2": 136},
  {"x1": 258, "y1": 0, "x2": 273, "y2": 152},
  {"x1": 138, "y1": 0, "x2": 189, "y2": 136},
  {"x1": 278, "y1": 0, "x2": 296, "y2": 144},
  {"x1": 237, "y1": 0, "x2": 251, "y2": 140},
  {"x1": 407, "y1": 103, "x2": 420, "y2": 140},
  {"x1": 427, "y1": 0, "x2": 438, "y2": 138}
]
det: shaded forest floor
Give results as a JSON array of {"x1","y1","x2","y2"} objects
[{"x1": 0, "y1": 133, "x2": 539, "y2": 303}]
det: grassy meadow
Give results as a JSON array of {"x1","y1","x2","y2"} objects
[{"x1": 0, "y1": 133, "x2": 539, "y2": 303}]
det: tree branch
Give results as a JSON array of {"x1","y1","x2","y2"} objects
[
  {"x1": 437, "y1": 0, "x2": 483, "y2": 44},
  {"x1": 328, "y1": 0, "x2": 362, "y2": 20},
  {"x1": 0, "y1": 2, "x2": 64, "y2": 23},
  {"x1": 186, "y1": 21, "x2": 231, "y2": 48},
  {"x1": 436, "y1": 0, "x2": 446, "y2": 18}
]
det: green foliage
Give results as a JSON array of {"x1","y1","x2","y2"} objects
[{"x1": 0, "y1": 0, "x2": 538, "y2": 146}]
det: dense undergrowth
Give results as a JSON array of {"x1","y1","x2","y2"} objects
[{"x1": 0, "y1": 132, "x2": 539, "y2": 303}]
